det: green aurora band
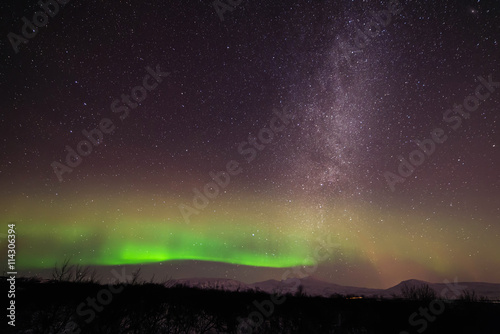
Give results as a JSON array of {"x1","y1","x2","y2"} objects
[{"x1": 16, "y1": 220, "x2": 316, "y2": 269}]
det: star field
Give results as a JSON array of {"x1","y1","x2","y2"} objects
[{"x1": 0, "y1": 0, "x2": 499, "y2": 288}]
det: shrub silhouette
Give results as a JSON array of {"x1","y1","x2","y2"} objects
[
  {"x1": 2, "y1": 276, "x2": 499, "y2": 334},
  {"x1": 400, "y1": 282, "x2": 437, "y2": 301}
]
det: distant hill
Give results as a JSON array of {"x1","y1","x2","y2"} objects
[
  {"x1": 168, "y1": 276, "x2": 500, "y2": 300},
  {"x1": 171, "y1": 277, "x2": 248, "y2": 291}
]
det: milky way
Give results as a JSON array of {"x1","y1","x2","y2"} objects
[{"x1": 0, "y1": 0, "x2": 499, "y2": 288}]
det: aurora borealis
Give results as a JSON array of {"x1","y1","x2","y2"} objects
[{"x1": 1, "y1": 0, "x2": 499, "y2": 289}]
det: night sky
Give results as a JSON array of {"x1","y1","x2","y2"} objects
[{"x1": 0, "y1": 0, "x2": 499, "y2": 288}]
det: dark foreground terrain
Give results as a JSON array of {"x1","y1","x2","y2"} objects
[{"x1": 3, "y1": 277, "x2": 500, "y2": 334}]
